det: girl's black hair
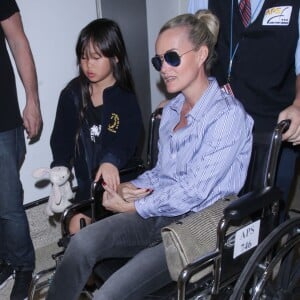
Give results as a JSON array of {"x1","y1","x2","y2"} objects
[{"x1": 76, "y1": 18, "x2": 135, "y2": 94}]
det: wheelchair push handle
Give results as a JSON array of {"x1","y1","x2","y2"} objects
[
  {"x1": 90, "y1": 180, "x2": 102, "y2": 200},
  {"x1": 276, "y1": 119, "x2": 290, "y2": 135}
]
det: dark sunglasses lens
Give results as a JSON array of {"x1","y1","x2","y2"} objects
[
  {"x1": 151, "y1": 57, "x2": 162, "y2": 71},
  {"x1": 165, "y1": 52, "x2": 181, "y2": 67}
]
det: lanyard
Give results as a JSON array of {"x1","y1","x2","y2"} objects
[{"x1": 227, "y1": 0, "x2": 263, "y2": 82}]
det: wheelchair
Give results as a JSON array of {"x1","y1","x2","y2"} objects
[{"x1": 29, "y1": 107, "x2": 299, "y2": 300}]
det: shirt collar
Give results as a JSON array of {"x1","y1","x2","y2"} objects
[{"x1": 169, "y1": 78, "x2": 223, "y2": 121}]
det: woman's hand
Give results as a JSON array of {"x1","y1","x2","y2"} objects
[
  {"x1": 117, "y1": 182, "x2": 153, "y2": 203},
  {"x1": 95, "y1": 163, "x2": 120, "y2": 191},
  {"x1": 102, "y1": 182, "x2": 136, "y2": 213}
]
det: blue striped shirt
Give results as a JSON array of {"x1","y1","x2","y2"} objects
[{"x1": 133, "y1": 78, "x2": 253, "y2": 218}]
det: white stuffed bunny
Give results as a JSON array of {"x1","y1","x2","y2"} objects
[{"x1": 33, "y1": 166, "x2": 74, "y2": 216}]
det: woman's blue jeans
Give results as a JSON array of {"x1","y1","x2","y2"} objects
[
  {"x1": 0, "y1": 126, "x2": 35, "y2": 271},
  {"x1": 46, "y1": 212, "x2": 184, "y2": 300}
]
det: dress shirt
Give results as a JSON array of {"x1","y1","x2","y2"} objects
[{"x1": 133, "y1": 78, "x2": 253, "y2": 218}]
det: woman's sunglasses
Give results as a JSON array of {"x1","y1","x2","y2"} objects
[{"x1": 151, "y1": 49, "x2": 195, "y2": 72}]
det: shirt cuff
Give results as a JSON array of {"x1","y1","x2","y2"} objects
[{"x1": 135, "y1": 197, "x2": 155, "y2": 219}]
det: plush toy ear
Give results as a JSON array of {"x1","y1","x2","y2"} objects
[{"x1": 32, "y1": 168, "x2": 50, "y2": 178}]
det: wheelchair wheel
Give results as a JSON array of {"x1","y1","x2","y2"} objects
[
  {"x1": 29, "y1": 266, "x2": 56, "y2": 300},
  {"x1": 230, "y1": 217, "x2": 300, "y2": 300}
]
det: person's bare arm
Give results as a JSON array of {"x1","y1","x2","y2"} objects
[
  {"x1": 1, "y1": 12, "x2": 42, "y2": 139},
  {"x1": 278, "y1": 75, "x2": 300, "y2": 145}
]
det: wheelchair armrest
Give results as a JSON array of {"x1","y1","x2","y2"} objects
[
  {"x1": 223, "y1": 186, "x2": 281, "y2": 222},
  {"x1": 68, "y1": 198, "x2": 94, "y2": 210},
  {"x1": 178, "y1": 250, "x2": 219, "y2": 282},
  {"x1": 62, "y1": 198, "x2": 94, "y2": 219},
  {"x1": 119, "y1": 160, "x2": 145, "y2": 176},
  {"x1": 177, "y1": 250, "x2": 220, "y2": 299},
  {"x1": 60, "y1": 198, "x2": 95, "y2": 236}
]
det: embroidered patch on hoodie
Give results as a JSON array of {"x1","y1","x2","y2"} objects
[{"x1": 108, "y1": 113, "x2": 120, "y2": 133}]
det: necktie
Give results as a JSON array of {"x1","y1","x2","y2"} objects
[{"x1": 239, "y1": 0, "x2": 251, "y2": 27}]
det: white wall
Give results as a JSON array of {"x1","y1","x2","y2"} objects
[
  {"x1": 14, "y1": 0, "x2": 97, "y2": 204},
  {"x1": 11, "y1": 0, "x2": 188, "y2": 205},
  {"x1": 146, "y1": 0, "x2": 189, "y2": 110}
]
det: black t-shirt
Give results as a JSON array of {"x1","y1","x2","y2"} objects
[
  {"x1": 85, "y1": 103, "x2": 103, "y2": 170},
  {"x1": 0, "y1": 0, "x2": 23, "y2": 131}
]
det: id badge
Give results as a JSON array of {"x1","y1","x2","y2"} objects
[{"x1": 221, "y1": 83, "x2": 235, "y2": 97}]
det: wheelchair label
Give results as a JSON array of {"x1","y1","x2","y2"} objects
[{"x1": 233, "y1": 220, "x2": 260, "y2": 259}]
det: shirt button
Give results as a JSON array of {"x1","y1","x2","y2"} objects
[{"x1": 171, "y1": 153, "x2": 176, "y2": 159}]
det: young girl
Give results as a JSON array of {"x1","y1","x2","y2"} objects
[{"x1": 50, "y1": 18, "x2": 143, "y2": 233}]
